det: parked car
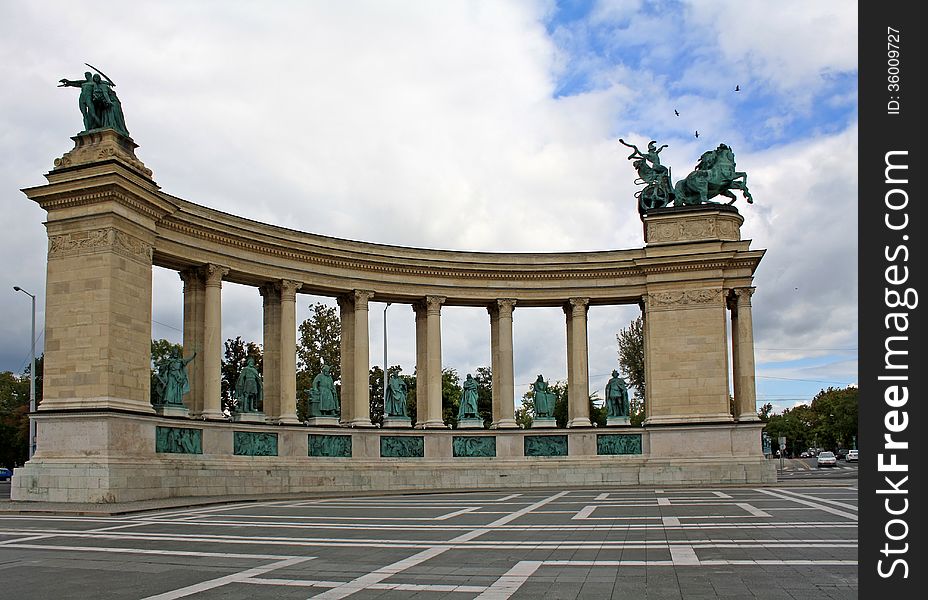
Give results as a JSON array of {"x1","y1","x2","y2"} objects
[
  {"x1": 0, "y1": 468, "x2": 12, "y2": 481},
  {"x1": 799, "y1": 451, "x2": 811, "y2": 458},
  {"x1": 817, "y1": 451, "x2": 837, "y2": 467},
  {"x1": 846, "y1": 449, "x2": 858, "y2": 462},
  {"x1": 836, "y1": 449, "x2": 849, "y2": 460}
]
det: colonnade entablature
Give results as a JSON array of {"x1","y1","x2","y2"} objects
[{"x1": 23, "y1": 131, "x2": 764, "y2": 431}]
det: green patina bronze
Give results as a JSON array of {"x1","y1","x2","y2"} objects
[
  {"x1": 308, "y1": 434, "x2": 352, "y2": 458},
  {"x1": 234, "y1": 357, "x2": 264, "y2": 413},
  {"x1": 152, "y1": 349, "x2": 196, "y2": 407},
  {"x1": 524, "y1": 435, "x2": 568, "y2": 457},
  {"x1": 605, "y1": 370, "x2": 630, "y2": 418},
  {"x1": 457, "y1": 374, "x2": 479, "y2": 420},
  {"x1": 384, "y1": 375, "x2": 408, "y2": 417},
  {"x1": 619, "y1": 139, "x2": 754, "y2": 213},
  {"x1": 532, "y1": 375, "x2": 556, "y2": 418},
  {"x1": 307, "y1": 366, "x2": 339, "y2": 417},
  {"x1": 233, "y1": 431, "x2": 278, "y2": 456},
  {"x1": 58, "y1": 64, "x2": 130, "y2": 137},
  {"x1": 452, "y1": 436, "x2": 496, "y2": 457},
  {"x1": 155, "y1": 426, "x2": 202, "y2": 454},
  {"x1": 597, "y1": 433, "x2": 643, "y2": 455},
  {"x1": 673, "y1": 143, "x2": 753, "y2": 206},
  {"x1": 380, "y1": 435, "x2": 424, "y2": 458}
]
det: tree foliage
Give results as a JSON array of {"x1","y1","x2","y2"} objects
[
  {"x1": 220, "y1": 336, "x2": 263, "y2": 415},
  {"x1": 616, "y1": 316, "x2": 646, "y2": 425},
  {"x1": 297, "y1": 302, "x2": 341, "y2": 421},
  {"x1": 762, "y1": 386, "x2": 858, "y2": 456},
  {"x1": 0, "y1": 356, "x2": 43, "y2": 468}
]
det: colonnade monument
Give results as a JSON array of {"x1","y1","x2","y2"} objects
[{"x1": 12, "y1": 70, "x2": 774, "y2": 503}]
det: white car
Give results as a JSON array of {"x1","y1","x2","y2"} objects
[
  {"x1": 846, "y1": 449, "x2": 858, "y2": 462},
  {"x1": 816, "y1": 451, "x2": 837, "y2": 467}
]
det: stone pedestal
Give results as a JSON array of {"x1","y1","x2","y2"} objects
[
  {"x1": 456, "y1": 418, "x2": 484, "y2": 429},
  {"x1": 606, "y1": 417, "x2": 631, "y2": 427},
  {"x1": 383, "y1": 416, "x2": 412, "y2": 428},
  {"x1": 531, "y1": 417, "x2": 558, "y2": 429},
  {"x1": 155, "y1": 405, "x2": 189, "y2": 418},
  {"x1": 304, "y1": 416, "x2": 340, "y2": 427},
  {"x1": 232, "y1": 412, "x2": 265, "y2": 423}
]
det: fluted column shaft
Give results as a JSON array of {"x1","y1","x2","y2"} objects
[
  {"x1": 565, "y1": 297, "x2": 591, "y2": 428},
  {"x1": 732, "y1": 288, "x2": 759, "y2": 421},
  {"x1": 201, "y1": 264, "x2": 229, "y2": 419},
  {"x1": 337, "y1": 296, "x2": 356, "y2": 425},
  {"x1": 277, "y1": 280, "x2": 302, "y2": 424},
  {"x1": 347, "y1": 290, "x2": 375, "y2": 427},
  {"x1": 416, "y1": 296, "x2": 447, "y2": 428},
  {"x1": 180, "y1": 269, "x2": 206, "y2": 415},
  {"x1": 260, "y1": 284, "x2": 281, "y2": 420},
  {"x1": 489, "y1": 299, "x2": 517, "y2": 428}
]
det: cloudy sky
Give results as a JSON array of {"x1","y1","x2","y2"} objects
[{"x1": 0, "y1": 1, "x2": 857, "y2": 414}]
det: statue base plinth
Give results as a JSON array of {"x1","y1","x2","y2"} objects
[
  {"x1": 642, "y1": 204, "x2": 743, "y2": 245},
  {"x1": 305, "y1": 416, "x2": 340, "y2": 427},
  {"x1": 233, "y1": 412, "x2": 266, "y2": 423},
  {"x1": 154, "y1": 405, "x2": 189, "y2": 418},
  {"x1": 456, "y1": 418, "x2": 484, "y2": 429},
  {"x1": 53, "y1": 128, "x2": 154, "y2": 181},
  {"x1": 530, "y1": 417, "x2": 558, "y2": 429},
  {"x1": 607, "y1": 416, "x2": 632, "y2": 427},
  {"x1": 383, "y1": 416, "x2": 412, "y2": 428}
]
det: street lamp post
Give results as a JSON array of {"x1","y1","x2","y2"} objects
[
  {"x1": 13, "y1": 286, "x2": 36, "y2": 461},
  {"x1": 383, "y1": 303, "x2": 392, "y2": 396}
]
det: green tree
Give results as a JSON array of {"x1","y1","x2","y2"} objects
[
  {"x1": 758, "y1": 402, "x2": 774, "y2": 422},
  {"x1": 150, "y1": 339, "x2": 182, "y2": 405},
  {"x1": 220, "y1": 337, "x2": 263, "y2": 415},
  {"x1": 617, "y1": 316, "x2": 646, "y2": 425},
  {"x1": 809, "y1": 386, "x2": 858, "y2": 451},
  {"x1": 0, "y1": 356, "x2": 43, "y2": 468},
  {"x1": 297, "y1": 302, "x2": 341, "y2": 421}
]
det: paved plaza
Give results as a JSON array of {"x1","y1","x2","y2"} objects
[{"x1": 0, "y1": 481, "x2": 857, "y2": 599}]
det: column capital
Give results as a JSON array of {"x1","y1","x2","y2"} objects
[
  {"x1": 496, "y1": 298, "x2": 517, "y2": 317},
  {"x1": 203, "y1": 264, "x2": 229, "y2": 287},
  {"x1": 259, "y1": 282, "x2": 280, "y2": 301},
  {"x1": 337, "y1": 294, "x2": 353, "y2": 311},
  {"x1": 279, "y1": 279, "x2": 303, "y2": 301},
  {"x1": 564, "y1": 297, "x2": 589, "y2": 317},
  {"x1": 178, "y1": 268, "x2": 204, "y2": 288},
  {"x1": 353, "y1": 290, "x2": 375, "y2": 310},
  {"x1": 425, "y1": 295, "x2": 446, "y2": 315}
]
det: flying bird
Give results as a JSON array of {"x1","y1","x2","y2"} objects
[
  {"x1": 695, "y1": 130, "x2": 699, "y2": 138},
  {"x1": 674, "y1": 109, "x2": 680, "y2": 116},
  {"x1": 735, "y1": 85, "x2": 740, "y2": 91}
]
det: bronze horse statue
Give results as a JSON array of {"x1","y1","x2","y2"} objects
[{"x1": 673, "y1": 144, "x2": 753, "y2": 206}]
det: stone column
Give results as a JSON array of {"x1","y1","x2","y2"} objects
[
  {"x1": 180, "y1": 269, "x2": 206, "y2": 416},
  {"x1": 346, "y1": 290, "x2": 375, "y2": 427},
  {"x1": 416, "y1": 296, "x2": 447, "y2": 428},
  {"x1": 731, "y1": 287, "x2": 759, "y2": 422},
  {"x1": 639, "y1": 298, "x2": 650, "y2": 423},
  {"x1": 489, "y1": 299, "x2": 518, "y2": 428},
  {"x1": 260, "y1": 284, "x2": 281, "y2": 421},
  {"x1": 414, "y1": 302, "x2": 428, "y2": 425},
  {"x1": 277, "y1": 280, "x2": 303, "y2": 424},
  {"x1": 201, "y1": 264, "x2": 229, "y2": 420},
  {"x1": 337, "y1": 295, "x2": 356, "y2": 426},
  {"x1": 565, "y1": 297, "x2": 592, "y2": 428}
]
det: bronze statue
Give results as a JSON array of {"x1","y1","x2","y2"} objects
[
  {"x1": 153, "y1": 349, "x2": 197, "y2": 407},
  {"x1": 673, "y1": 143, "x2": 753, "y2": 206},
  {"x1": 59, "y1": 64, "x2": 130, "y2": 137},
  {"x1": 619, "y1": 138, "x2": 674, "y2": 212},
  {"x1": 458, "y1": 374, "x2": 479, "y2": 420},
  {"x1": 234, "y1": 357, "x2": 263, "y2": 413},
  {"x1": 385, "y1": 374, "x2": 408, "y2": 417},
  {"x1": 533, "y1": 375, "x2": 556, "y2": 418},
  {"x1": 309, "y1": 365, "x2": 339, "y2": 417},
  {"x1": 605, "y1": 370, "x2": 630, "y2": 418}
]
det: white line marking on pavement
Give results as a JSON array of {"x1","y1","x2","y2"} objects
[
  {"x1": 736, "y1": 503, "x2": 772, "y2": 518},
  {"x1": 6, "y1": 543, "x2": 303, "y2": 560},
  {"x1": 474, "y1": 560, "x2": 543, "y2": 599},
  {"x1": 493, "y1": 494, "x2": 523, "y2": 502},
  {"x1": 0, "y1": 534, "x2": 52, "y2": 545},
  {"x1": 754, "y1": 489, "x2": 858, "y2": 521},
  {"x1": 657, "y1": 497, "x2": 671, "y2": 506},
  {"x1": 434, "y1": 507, "x2": 481, "y2": 520},
  {"x1": 573, "y1": 505, "x2": 596, "y2": 520},
  {"x1": 595, "y1": 493, "x2": 609, "y2": 500},
  {"x1": 772, "y1": 488, "x2": 858, "y2": 511},
  {"x1": 310, "y1": 490, "x2": 569, "y2": 599},
  {"x1": 669, "y1": 545, "x2": 700, "y2": 565},
  {"x1": 713, "y1": 491, "x2": 733, "y2": 498},
  {"x1": 662, "y1": 517, "x2": 680, "y2": 527},
  {"x1": 140, "y1": 556, "x2": 315, "y2": 600}
]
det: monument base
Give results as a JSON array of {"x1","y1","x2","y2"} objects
[
  {"x1": 11, "y1": 412, "x2": 775, "y2": 504},
  {"x1": 607, "y1": 416, "x2": 631, "y2": 427},
  {"x1": 232, "y1": 412, "x2": 266, "y2": 423},
  {"x1": 531, "y1": 417, "x2": 558, "y2": 429},
  {"x1": 154, "y1": 405, "x2": 189, "y2": 418},
  {"x1": 382, "y1": 416, "x2": 413, "y2": 428},
  {"x1": 456, "y1": 418, "x2": 484, "y2": 429},
  {"x1": 304, "y1": 416, "x2": 340, "y2": 427}
]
